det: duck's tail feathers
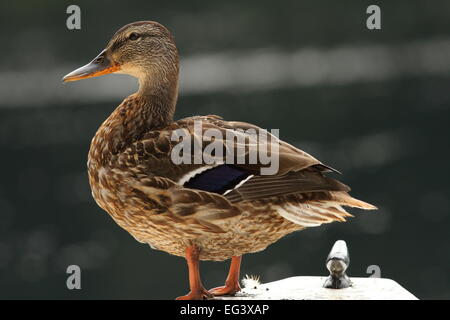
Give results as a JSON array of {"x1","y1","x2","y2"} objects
[
  {"x1": 330, "y1": 191, "x2": 378, "y2": 210},
  {"x1": 276, "y1": 191, "x2": 376, "y2": 228}
]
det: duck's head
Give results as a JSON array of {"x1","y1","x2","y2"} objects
[{"x1": 63, "y1": 21, "x2": 179, "y2": 88}]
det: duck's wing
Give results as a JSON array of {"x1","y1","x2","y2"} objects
[
  {"x1": 120, "y1": 115, "x2": 375, "y2": 230},
  {"x1": 164, "y1": 115, "x2": 348, "y2": 195},
  {"x1": 135, "y1": 115, "x2": 328, "y2": 180}
]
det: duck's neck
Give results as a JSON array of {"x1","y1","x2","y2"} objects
[
  {"x1": 90, "y1": 70, "x2": 179, "y2": 164},
  {"x1": 136, "y1": 72, "x2": 179, "y2": 127},
  {"x1": 127, "y1": 86, "x2": 177, "y2": 130}
]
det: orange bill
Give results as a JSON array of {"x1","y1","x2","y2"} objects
[{"x1": 62, "y1": 49, "x2": 120, "y2": 82}]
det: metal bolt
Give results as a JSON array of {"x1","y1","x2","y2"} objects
[{"x1": 323, "y1": 240, "x2": 352, "y2": 289}]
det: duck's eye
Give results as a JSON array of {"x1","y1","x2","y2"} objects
[{"x1": 129, "y1": 32, "x2": 140, "y2": 41}]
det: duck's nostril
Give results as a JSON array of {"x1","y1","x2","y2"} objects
[
  {"x1": 92, "y1": 50, "x2": 107, "y2": 64},
  {"x1": 93, "y1": 56, "x2": 104, "y2": 63}
]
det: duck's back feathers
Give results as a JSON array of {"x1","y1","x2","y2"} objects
[{"x1": 130, "y1": 115, "x2": 324, "y2": 181}]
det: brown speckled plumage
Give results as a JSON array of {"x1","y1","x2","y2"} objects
[{"x1": 64, "y1": 21, "x2": 376, "y2": 299}]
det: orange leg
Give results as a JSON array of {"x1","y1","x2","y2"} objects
[
  {"x1": 209, "y1": 256, "x2": 242, "y2": 296},
  {"x1": 176, "y1": 245, "x2": 212, "y2": 300}
]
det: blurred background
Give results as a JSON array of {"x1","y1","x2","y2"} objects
[{"x1": 0, "y1": 0, "x2": 449, "y2": 299}]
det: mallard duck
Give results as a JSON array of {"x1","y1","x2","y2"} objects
[{"x1": 63, "y1": 21, "x2": 376, "y2": 300}]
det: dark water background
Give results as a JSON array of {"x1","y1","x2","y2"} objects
[{"x1": 0, "y1": 0, "x2": 449, "y2": 299}]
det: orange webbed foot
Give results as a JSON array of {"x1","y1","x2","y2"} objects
[
  {"x1": 176, "y1": 288, "x2": 213, "y2": 300},
  {"x1": 209, "y1": 256, "x2": 242, "y2": 296},
  {"x1": 208, "y1": 282, "x2": 241, "y2": 296}
]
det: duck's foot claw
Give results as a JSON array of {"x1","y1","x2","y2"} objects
[
  {"x1": 209, "y1": 284, "x2": 241, "y2": 296},
  {"x1": 176, "y1": 288, "x2": 213, "y2": 300}
]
